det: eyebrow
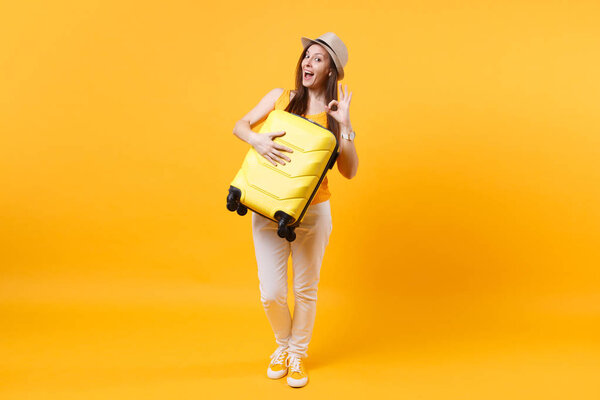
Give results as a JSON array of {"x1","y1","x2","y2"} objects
[{"x1": 307, "y1": 52, "x2": 325, "y2": 56}]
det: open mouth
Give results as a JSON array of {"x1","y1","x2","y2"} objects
[{"x1": 303, "y1": 71, "x2": 314, "y2": 80}]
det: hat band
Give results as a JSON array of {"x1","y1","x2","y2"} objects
[{"x1": 314, "y1": 38, "x2": 337, "y2": 59}]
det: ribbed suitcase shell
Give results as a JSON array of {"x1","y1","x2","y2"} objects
[{"x1": 230, "y1": 110, "x2": 338, "y2": 226}]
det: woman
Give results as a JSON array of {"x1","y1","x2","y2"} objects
[{"x1": 232, "y1": 32, "x2": 358, "y2": 388}]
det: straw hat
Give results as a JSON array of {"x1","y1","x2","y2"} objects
[{"x1": 301, "y1": 32, "x2": 348, "y2": 80}]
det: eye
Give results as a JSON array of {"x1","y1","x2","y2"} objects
[{"x1": 315, "y1": 58, "x2": 321, "y2": 62}]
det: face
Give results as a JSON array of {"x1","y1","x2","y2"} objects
[{"x1": 301, "y1": 44, "x2": 332, "y2": 89}]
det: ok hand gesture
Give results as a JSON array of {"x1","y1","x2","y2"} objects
[{"x1": 325, "y1": 83, "x2": 353, "y2": 128}]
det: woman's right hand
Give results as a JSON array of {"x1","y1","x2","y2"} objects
[{"x1": 251, "y1": 131, "x2": 294, "y2": 166}]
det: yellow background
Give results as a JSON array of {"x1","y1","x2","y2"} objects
[{"x1": 2, "y1": 0, "x2": 599, "y2": 398}]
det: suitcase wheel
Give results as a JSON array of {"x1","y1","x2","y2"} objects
[
  {"x1": 227, "y1": 201, "x2": 238, "y2": 212},
  {"x1": 285, "y1": 228, "x2": 296, "y2": 242},
  {"x1": 227, "y1": 186, "x2": 242, "y2": 212},
  {"x1": 236, "y1": 205, "x2": 248, "y2": 216},
  {"x1": 275, "y1": 211, "x2": 293, "y2": 239},
  {"x1": 277, "y1": 225, "x2": 287, "y2": 239}
]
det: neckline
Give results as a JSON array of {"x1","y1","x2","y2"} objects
[{"x1": 288, "y1": 90, "x2": 327, "y2": 117}]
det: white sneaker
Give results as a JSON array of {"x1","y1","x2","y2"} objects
[
  {"x1": 286, "y1": 354, "x2": 308, "y2": 388},
  {"x1": 267, "y1": 346, "x2": 289, "y2": 379}
]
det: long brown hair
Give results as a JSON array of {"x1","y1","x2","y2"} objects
[{"x1": 285, "y1": 45, "x2": 340, "y2": 139}]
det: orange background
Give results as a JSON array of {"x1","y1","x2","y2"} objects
[{"x1": 2, "y1": 0, "x2": 599, "y2": 398}]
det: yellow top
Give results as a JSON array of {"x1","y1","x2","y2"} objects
[{"x1": 274, "y1": 89, "x2": 331, "y2": 205}]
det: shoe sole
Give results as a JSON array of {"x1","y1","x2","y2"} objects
[
  {"x1": 267, "y1": 368, "x2": 287, "y2": 379},
  {"x1": 287, "y1": 376, "x2": 308, "y2": 388}
]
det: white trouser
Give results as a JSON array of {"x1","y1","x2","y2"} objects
[{"x1": 251, "y1": 200, "x2": 333, "y2": 359}]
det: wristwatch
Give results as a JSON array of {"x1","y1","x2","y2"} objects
[{"x1": 341, "y1": 130, "x2": 355, "y2": 141}]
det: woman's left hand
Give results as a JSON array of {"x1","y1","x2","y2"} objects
[{"x1": 325, "y1": 83, "x2": 353, "y2": 129}]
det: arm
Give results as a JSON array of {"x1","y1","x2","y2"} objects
[
  {"x1": 233, "y1": 88, "x2": 293, "y2": 166},
  {"x1": 325, "y1": 83, "x2": 359, "y2": 179},
  {"x1": 337, "y1": 123, "x2": 359, "y2": 179}
]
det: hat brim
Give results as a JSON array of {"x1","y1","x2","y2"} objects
[{"x1": 300, "y1": 37, "x2": 344, "y2": 80}]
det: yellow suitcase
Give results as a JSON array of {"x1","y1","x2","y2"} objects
[{"x1": 227, "y1": 110, "x2": 339, "y2": 242}]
